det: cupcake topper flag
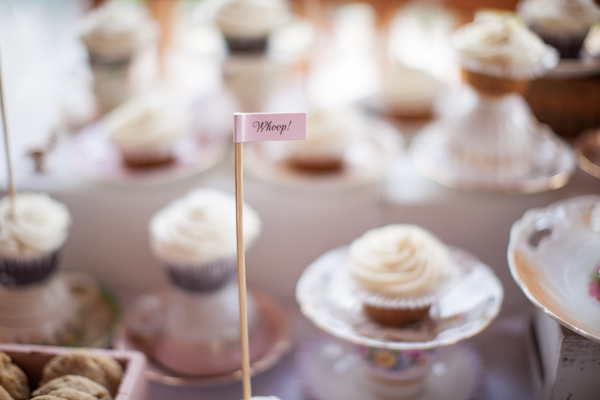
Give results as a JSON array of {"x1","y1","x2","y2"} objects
[
  {"x1": 234, "y1": 112, "x2": 306, "y2": 400},
  {"x1": 0, "y1": 40, "x2": 16, "y2": 211}
]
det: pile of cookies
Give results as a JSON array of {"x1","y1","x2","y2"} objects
[{"x1": 0, "y1": 350, "x2": 123, "y2": 400}]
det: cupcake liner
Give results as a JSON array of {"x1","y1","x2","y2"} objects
[
  {"x1": 458, "y1": 44, "x2": 559, "y2": 81},
  {"x1": 0, "y1": 250, "x2": 61, "y2": 287},
  {"x1": 164, "y1": 257, "x2": 237, "y2": 292},
  {"x1": 224, "y1": 36, "x2": 268, "y2": 54},
  {"x1": 461, "y1": 69, "x2": 530, "y2": 96},
  {"x1": 532, "y1": 28, "x2": 589, "y2": 59},
  {"x1": 120, "y1": 144, "x2": 176, "y2": 169}
]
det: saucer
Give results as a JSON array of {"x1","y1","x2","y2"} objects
[
  {"x1": 296, "y1": 246, "x2": 503, "y2": 350},
  {"x1": 70, "y1": 102, "x2": 230, "y2": 185},
  {"x1": 508, "y1": 195, "x2": 600, "y2": 343},
  {"x1": 574, "y1": 128, "x2": 600, "y2": 180},
  {"x1": 297, "y1": 337, "x2": 483, "y2": 400},
  {"x1": 114, "y1": 290, "x2": 292, "y2": 386},
  {"x1": 546, "y1": 51, "x2": 600, "y2": 79},
  {"x1": 244, "y1": 119, "x2": 402, "y2": 189}
]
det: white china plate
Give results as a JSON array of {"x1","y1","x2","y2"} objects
[
  {"x1": 114, "y1": 291, "x2": 291, "y2": 386},
  {"x1": 296, "y1": 246, "x2": 503, "y2": 350},
  {"x1": 244, "y1": 119, "x2": 402, "y2": 189},
  {"x1": 70, "y1": 98, "x2": 231, "y2": 185},
  {"x1": 546, "y1": 53, "x2": 600, "y2": 79},
  {"x1": 508, "y1": 195, "x2": 600, "y2": 343},
  {"x1": 574, "y1": 128, "x2": 600, "y2": 180},
  {"x1": 298, "y1": 337, "x2": 483, "y2": 400}
]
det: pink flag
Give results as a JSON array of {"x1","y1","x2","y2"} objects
[{"x1": 234, "y1": 112, "x2": 307, "y2": 143}]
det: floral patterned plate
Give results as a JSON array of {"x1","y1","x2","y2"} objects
[
  {"x1": 296, "y1": 246, "x2": 503, "y2": 350},
  {"x1": 508, "y1": 195, "x2": 600, "y2": 343},
  {"x1": 297, "y1": 336, "x2": 483, "y2": 400}
]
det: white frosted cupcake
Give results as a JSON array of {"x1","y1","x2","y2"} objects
[
  {"x1": 215, "y1": 0, "x2": 291, "y2": 53},
  {"x1": 79, "y1": 0, "x2": 158, "y2": 110},
  {"x1": 451, "y1": 11, "x2": 558, "y2": 96},
  {"x1": 149, "y1": 188, "x2": 261, "y2": 291},
  {"x1": 0, "y1": 193, "x2": 71, "y2": 287},
  {"x1": 283, "y1": 108, "x2": 364, "y2": 172},
  {"x1": 105, "y1": 96, "x2": 187, "y2": 169},
  {"x1": 345, "y1": 224, "x2": 454, "y2": 327},
  {"x1": 378, "y1": 62, "x2": 443, "y2": 120},
  {"x1": 518, "y1": 0, "x2": 600, "y2": 58}
]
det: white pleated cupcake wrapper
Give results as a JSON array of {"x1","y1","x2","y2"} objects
[
  {"x1": 459, "y1": 44, "x2": 559, "y2": 80},
  {"x1": 0, "y1": 250, "x2": 61, "y2": 287},
  {"x1": 165, "y1": 257, "x2": 237, "y2": 292}
]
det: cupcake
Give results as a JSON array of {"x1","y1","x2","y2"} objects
[
  {"x1": 149, "y1": 187, "x2": 261, "y2": 292},
  {"x1": 215, "y1": 0, "x2": 291, "y2": 54},
  {"x1": 0, "y1": 193, "x2": 71, "y2": 287},
  {"x1": 345, "y1": 225, "x2": 454, "y2": 327},
  {"x1": 104, "y1": 96, "x2": 187, "y2": 169},
  {"x1": 518, "y1": 0, "x2": 600, "y2": 58},
  {"x1": 377, "y1": 62, "x2": 443, "y2": 120},
  {"x1": 79, "y1": 0, "x2": 158, "y2": 111},
  {"x1": 451, "y1": 11, "x2": 558, "y2": 96},
  {"x1": 283, "y1": 108, "x2": 364, "y2": 173}
]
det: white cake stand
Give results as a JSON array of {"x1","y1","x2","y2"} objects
[
  {"x1": 410, "y1": 88, "x2": 575, "y2": 194},
  {"x1": 295, "y1": 245, "x2": 503, "y2": 399}
]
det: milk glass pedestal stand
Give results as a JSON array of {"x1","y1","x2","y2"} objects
[
  {"x1": 296, "y1": 245, "x2": 504, "y2": 400},
  {"x1": 410, "y1": 87, "x2": 575, "y2": 193}
]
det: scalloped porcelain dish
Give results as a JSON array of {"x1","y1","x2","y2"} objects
[
  {"x1": 296, "y1": 246, "x2": 503, "y2": 350},
  {"x1": 574, "y1": 128, "x2": 600, "y2": 180},
  {"x1": 508, "y1": 195, "x2": 600, "y2": 343},
  {"x1": 0, "y1": 272, "x2": 119, "y2": 349},
  {"x1": 297, "y1": 337, "x2": 483, "y2": 400},
  {"x1": 114, "y1": 290, "x2": 291, "y2": 386},
  {"x1": 244, "y1": 119, "x2": 402, "y2": 189}
]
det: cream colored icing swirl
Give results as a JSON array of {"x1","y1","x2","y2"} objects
[
  {"x1": 79, "y1": 0, "x2": 158, "y2": 59},
  {"x1": 591, "y1": 202, "x2": 600, "y2": 234},
  {"x1": 150, "y1": 188, "x2": 261, "y2": 264},
  {"x1": 347, "y1": 225, "x2": 452, "y2": 297},
  {"x1": 518, "y1": 0, "x2": 600, "y2": 34},
  {"x1": 380, "y1": 63, "x2": 442, "y2": 109},
  {"x1": 452, "y1": 11, "x2": 555, "y2": 78},
  {"x1": 0, "y1": 193, "x2": 71, "y2": 258},
  {"x1": 216, "y1": 0, "x2": 291, "y2": 38},
  {"x1": 286, "y1": 108, "x2": 363, "y2": 156},
  {"x1": 105, "y1": 96, "x2": 187, "y2": 151}
]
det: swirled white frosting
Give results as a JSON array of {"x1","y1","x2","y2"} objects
[
  {"x1": 346, "y1": 225, "x2": 452, "y2": 297},
  {"x1": 286, "y1": 108, "x2": 363, "y2": 157},
  {"x1": 518, "y1": 0, "x2": 600, "y2": 34},
  {"x1": 216, "y1": 0, "x2": 291, "y2": 38},
  {"x1": 105, "y1": 96, "x2": 187, "y2": 151},
  {"x1": 452, "y1": 11, "x2": 556, "y2": 78},
  {"x1": 150, "y1": 188, "x2": 261, "y2": 264},
  {"x1": 0, "y1": 193, "x2": 71, "y2": 258},
  {"x1": 79, "y1": 0, "x2": 158, "y2": 59},
  {"x1": 380, "y1": 63, "x2": 442, "y2": 111}
]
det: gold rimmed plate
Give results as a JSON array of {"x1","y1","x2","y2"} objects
[{"x1": 114, "y1": 290, "x2": 292, "y2": 386}]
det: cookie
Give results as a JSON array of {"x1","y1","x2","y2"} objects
[
  {"x1": 41, "y1": 351, "x2": 122, "y2": 396},
  {"x1": 33, "y1": 388, "x2": 97, "y2": 400},
  {"x1": 0, "y1": 352, "x2": 29, "y2": 400},
  {"x1": 33, "y1": 375, "x2": 112, "y2": 400},
  {"x1": 0, "y1": 385, "x2": 14, "y2": 400}
]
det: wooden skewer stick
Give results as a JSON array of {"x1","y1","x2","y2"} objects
[
  {"x1": 0, "y1": 40, "x2": 16, "y2": 210},
  {"x1": 235, "y1": 142, "x2": 252, "y2": 400}
]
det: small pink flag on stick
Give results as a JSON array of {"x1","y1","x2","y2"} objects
[{"x1": 233, "y1": 112, "x2": 306, "y2": 400}]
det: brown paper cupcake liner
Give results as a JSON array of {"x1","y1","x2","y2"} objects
[
  {"x1": 534, "y1": 29, "x2": 589, "y2": 59},
  {"x1": 0, "y1": 250, "x2": 61, "y2": 287},
  {"x1": 224, "y1": 36, "x2": 268, "y2": 54},
  {"x1": 165, "y1": 257, "x2": 237, "y2": 292},
  {"x1": 461, "y1": 69, "x2": 530, "y2": 97}
]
